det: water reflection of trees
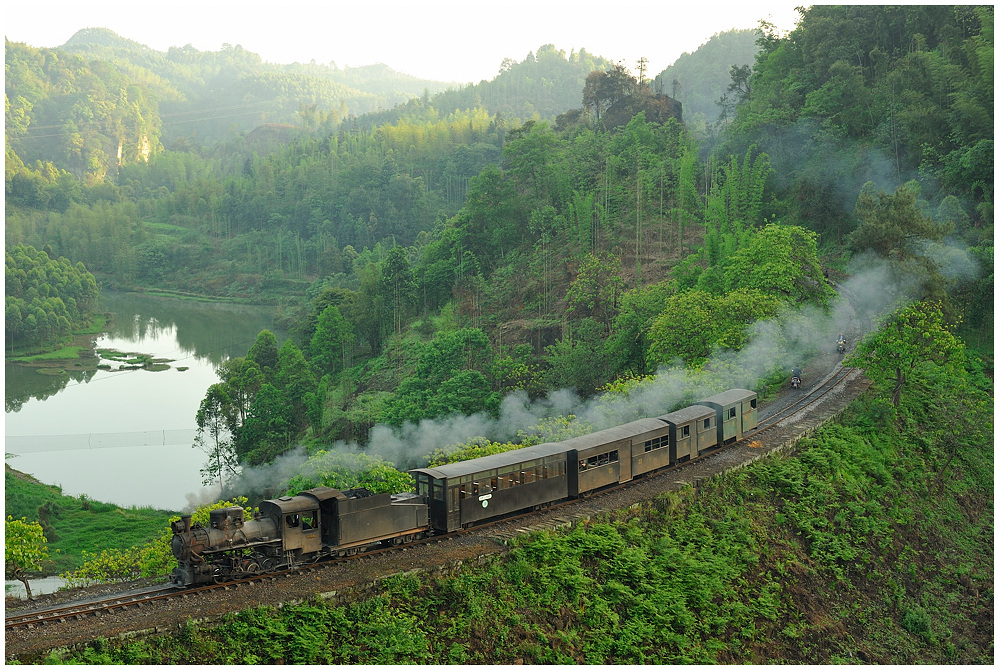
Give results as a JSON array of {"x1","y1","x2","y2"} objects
[
  {"x1": 101, "y1": 293, "x2": 280, "y2": 366},
  {"x1": 6, "y1": 294, "x2": 281, "y2": 411},
  {"x1": 5, "y1": 367, "x2": 97, "y2": 412}
]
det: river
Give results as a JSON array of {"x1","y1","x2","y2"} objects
[{"x1": 4, "y1": 292, "x2": 284, "y2": 511}]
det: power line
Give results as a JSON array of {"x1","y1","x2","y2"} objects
[{"x1": 5, "y1": 428, "x2": 199, "y2": 453}]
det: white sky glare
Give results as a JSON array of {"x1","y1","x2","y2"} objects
[{"x1": 4, "y1": 1, "x2": 803, "y2": 83}]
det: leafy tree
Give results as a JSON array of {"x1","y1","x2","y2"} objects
[
  {"x1": 847, "y1": 300, "x2": 964, "y2": 407},
  {"x1": 5, "y1": 516, "x2": 50, "y2": 600},
  {"x1": 646, "y1": 289, "x2": 783, "y2": 368},
  {"x1": 724, "y1": 223, "x2": 834, "y2": 304},
  {"x1": 285, "y1": 451, "x2": 413, "y2": 495},
  {"x1": 276, "y1": 339, "x2": 318, "y2": 431},
  {"x1": 382, "y1": 328, "x2": 499, "y2": 424},
  {"x1": 849, "y1": 181, "x2": 951, "y2": 260},
  {"x1": 236, "y1": 383, "x2": 294, "y2": 466},
  {"x1": 344, "y1": 262, "x2": 387, "y2": 354},
  {"x1": 608, "y1": 280, "x2": 677, "y2": 374},
  {"x1": 246, "y1": 330, "x2": 280, "y2": 380},
  {"x1": 543, "y1": 317, "x2": 617, "y2": 395},
  {"x1": 194, "y1": 384, "x2": 239, "y2": 492},
  {"x1": 565, "y1": 252, "x2": 624, "y2": 331},
  {"x1": 216, "y1": 357, "x2": 265, "y2": 426},
  {"x1": 491, "y1": 344, "x2": 544, "y2": 397},
  {"x1": 380, "y1": 246, "x2": 416, "y2": 337},
  {"x1": 309, "y1": 305, "x2": 354, "y2": 377}
]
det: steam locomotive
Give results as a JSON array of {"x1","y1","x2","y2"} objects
[{"x1": 170, "y1": 388, "x2": 757, "y2": 586}]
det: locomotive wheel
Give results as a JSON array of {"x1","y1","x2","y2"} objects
[{"x1": 240, "y1": 559, "x2": 261, "y2": 574}]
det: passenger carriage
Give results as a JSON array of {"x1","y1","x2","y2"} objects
[
  {"x1": 695, "y1": 388, "x2": 758, "y2": 444},
  {"x1": 656, "y1": 404, "x2": 718, "y2": 465},
  {"x1": 410, "y1": 443, "x2": 570, "y2": 533}
]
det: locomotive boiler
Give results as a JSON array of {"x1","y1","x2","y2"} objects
[
  {"x1": 169, "y1": 388, "x2": 758, "y2": 586},
  {"x1": 170, "y1": 487, "x2": 430, "y2": 586}
]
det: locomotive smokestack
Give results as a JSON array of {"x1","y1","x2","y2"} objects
[{"x1": 172, "y1": 514, "x2": 192, "y2": 534}]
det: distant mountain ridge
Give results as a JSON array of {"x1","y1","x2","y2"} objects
[{"x1": 6, "y1": 27, "x2": 758, "y2": 182}]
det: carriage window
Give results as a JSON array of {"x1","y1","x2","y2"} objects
[
  {"x1": 704, "y1": 418, "x2": 711, "y2": 429},
  {"x1": 431, "y1": 483, "x2": 445, "y2": 501},
  {"x1": 644, "y1": 436, "x2": 667, "y2": 452},
  {"x1": 681, "y1": 425, "x2": 690, "y2": 437},
  {"x1": 415, "y1": 476, "x2": 431, "y2": 497},
  {"x1": 585, "y1": 451, "x2": 619, "y2": 468},
  {"x1": 728, "y1": 408, "x2": 737, "y2": 419},
  {"x1": 286, "y1": 514, "x2": 300, "y2": 528},
  {"x1": 460, "y1": 484, "x2": 468, "y2": 498},
  {"x1": 750, "y1": 399, "x2": 757, "y2": 409},
  {"x1": 301, "y1": 512, "x2": 316, "y2": 530}
]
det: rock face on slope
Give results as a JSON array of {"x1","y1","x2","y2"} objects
[{"x1": 603, "y1": 92, "x2": 683, "y2": 130}]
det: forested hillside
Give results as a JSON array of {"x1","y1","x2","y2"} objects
[
  {"x1": 4, "y1": 244, "x2": 100, "y2": 352},
  {"x1": 653, "y1": 28, "x2": 760, "y2": 136},
  {"x1": 723, "y1": 5, "x2": 992, "y2": 247},
  {"x1": 5, "y1": 6, "x2": 993, "y2": 486}
]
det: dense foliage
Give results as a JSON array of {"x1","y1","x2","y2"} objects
[
  {"x1": 4, "y1": 10, "x2": 992, "y2": 633},
  {"x1": 4, "y1": 243, "x2": 100, "y2": 352},
  {"x1": 5, "y1": 516, "x2": 50, "y2": 599},
  {"x1": 723, "y1": 5, "x2": 992, "y2": 245},
  {"x1": 4, "y1": 467, "x2": 173, "y2": 575},
  {"x1": 36, "y1": 338, "x2": 993, "y2": 664},
  {"x1": 183, "y1": 6, "x2": 991, "y2": 468}
]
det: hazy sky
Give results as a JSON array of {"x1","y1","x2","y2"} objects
[{"x1": 4, "y1": 1, "x2": 804, "y2": 83}]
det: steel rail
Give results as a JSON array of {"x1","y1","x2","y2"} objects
[{"x1": 7, "y1": 366, "x2": 860, "y2": 631}]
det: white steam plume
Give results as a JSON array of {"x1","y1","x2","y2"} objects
[{"x1": 223, "y1": 250, "x2": 974, "y2": 499}]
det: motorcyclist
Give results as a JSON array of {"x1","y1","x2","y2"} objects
[
  {"x1": 837, "y1": 333, "x2": 846, "y2": 353},
  {"x1": 791, "y1": 366, "x2": 802, "y2": 388}
]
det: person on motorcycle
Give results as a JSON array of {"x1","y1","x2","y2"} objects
[
  {"x1": 791, "y1": 366, "x2": 802, "y2": 388},
  {"x1": 837, "y1": 333, "x2": 846, "y2": 353}
]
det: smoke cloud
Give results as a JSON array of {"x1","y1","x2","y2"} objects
[{"x1": 217, "y1": 243, "x2": 979, "y2": 503}]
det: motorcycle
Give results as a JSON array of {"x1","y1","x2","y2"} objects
[
  {"x1": 790, "y1": 375, "x2": 801, "y2": 389},
  {"x1": 837, "y1": 338, "x2": 846, "y2": 354}
]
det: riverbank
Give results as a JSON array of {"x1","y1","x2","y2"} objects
[
  {"x1": 5, "y1": 314, "x2": 109, "y2": 364},
  {"x1": 4, "y1": 465, "x2": 177, "y2": 576}
]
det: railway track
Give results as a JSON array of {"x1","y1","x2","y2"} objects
[
  {"x1": 5, "y1": 584, "x2": 180, "y2": 631},
  {"x1": 7, "y1": 364, "x2": 859, "y2": 632}
]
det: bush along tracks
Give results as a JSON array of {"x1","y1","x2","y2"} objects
[{"x1": 16, "y1": 345, "x2": 993, "y2": 665}]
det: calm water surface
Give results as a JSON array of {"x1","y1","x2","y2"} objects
[{"x1": 5, "y1": 292, "x2": 283, "y2": 511}]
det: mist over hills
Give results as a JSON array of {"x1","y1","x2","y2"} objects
[{"x1": 7, "y1": 25, "x2": 747, "y2": 170}]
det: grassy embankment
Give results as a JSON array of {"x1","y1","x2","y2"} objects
[
  {"x1": 4, "y1": 467, "x2": 176, "y2": 575},
  {"x1": 30, "y1": 330, "x2": 993, "y2": 665},
  {"x1": 6, "y1": 314, "x2": 109, "y2": 364}
]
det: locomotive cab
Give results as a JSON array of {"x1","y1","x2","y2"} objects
[{"x1": 259, "y1": 496, "x2": 322, "y2": 557}]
